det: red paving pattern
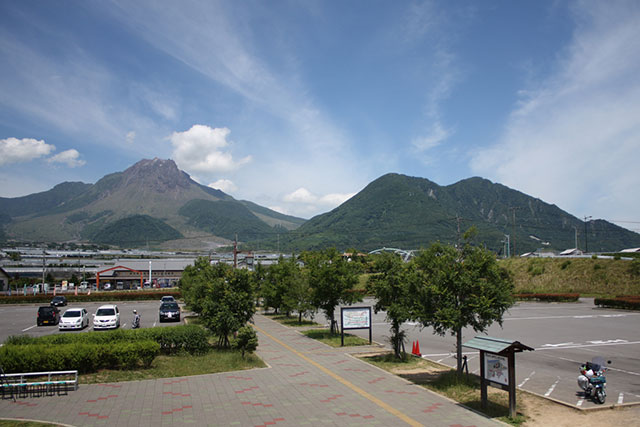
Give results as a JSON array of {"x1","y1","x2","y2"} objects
[
  {"x1": 336, "y1": 412, "x2": 375, "y2": 419},
  {"x1": 319, "y1": 394, "x2": 343, "y2": 403},
  {"x1": 235, "y1": 386, "x2": 260, "y2": 394},
  {"x1": 241, "y1": 401, "x2": 274, "y2": 407},
  {"x1": 288, "y1": 371, "x2": 309, "y2": 377},
  {"x1": 254, "y1": 417, "x2": 285, "y2": 427},
  {"x1": 299, "y1": 383, "x2": 329, "y2": 388},
  {"x1": 423, "y1": 402, "x2": 443, "y2": 413},
  {"x1": 163, "y1": 391, "x2": 191, "y2": 397},
  {"x1": 11, "y1": 401, "x2": 37, "y2": 407},
  {"x1": 161, "y1": 405, "x2": 193, "y2": 415},
  {"x1": 86, "y1": 394, "x2": 118, "y2": 402},
  {"x1": 227, "y1": 375, "x2": 254, "y2": 380},
  {"x1": 163, "y1": 378, "x2": 188, "y2": 385},
  {"x1": 78, "y1": 411, "x2": 109, "y2": 419},
  {"x1": 368, "y1": 377, "x2": 385, "y2": 384},
  {"x1": 385, "y1": 389, "x2": 419, "y2": 395}
]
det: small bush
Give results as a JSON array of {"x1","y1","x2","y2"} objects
[
  {"x1": 593, "y1": 263, "x2": 603, "y2": 271},
  {"x1": 513, "y1": 293, "x2": 580, "y2": 302},
  {"x1": 232, "y1": 325, "x2": 258, "y2": 358},
  {"x1": 629, "y1": 259, "x2": 640, "y2": 277},
  {"x1": 594, "y1": 297, "x2": 640, "y2": 310},
  {"x1": 560, "y1": 260, "x2": 572, "y2": 270}
]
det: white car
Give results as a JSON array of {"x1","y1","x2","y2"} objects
[
  {"x1": 93, "y1": 304, "x2": 120, "y2": 329},
  {"x1": 59, "y1": 308, "x2": 89, "y2": 330}
]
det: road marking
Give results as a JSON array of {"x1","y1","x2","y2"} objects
[
  {"x1": 254, "y1": 322, "x2": 422, "y2": 427},
  {"x1": 518, "y1": 371, "x2": 535, "y2": 388},
  {"x1": 505, "y1": 313, "x2": 640, "y2": 321},
  {"x1": 436, "y1": 355, "x2": 453, "y2": 363},
  {"x1": 587, "y1": 339, "x2": 628, "y2": 345},
  {"x1": 618, "y1": 393, "x2": 624, "y2": 404},
  {"x1": 577, "y1": 398, "x2": 584, "y2": 406},
  {"x1": 22, "y1": 325, "x2": 37, "y2": 332},
  {"x1": 544, "y1": 378, "x2": 560, "y2": 397},
  {"x1": 535, "y1": 340, "x2": 640, "y2": 351},
  {"x1": 153, "y1": 322, "x2": 157, "y2": 327},
  {"x1": 542, "y1": 342, "x2": 575, "y2": 348}
]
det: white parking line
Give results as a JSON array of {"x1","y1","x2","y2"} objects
[
  {"x1": 618, "y1": 393, "x2": 624, "y2": 404},
  {"x1": 22, "y1": 324, "x2": 37, "y2": 332},
  {"x1": 153, "y1": 321, "x2": 157, "y2": 327},
  {"x1": 577, "y1": 398, "x2": 584, "y2": 406},
  {"x1": 518, "y1": 371, "x2": 535, "y2": 388},
  {"x1": 544, "y1": 378, "x2": 560, "y2": 397}
]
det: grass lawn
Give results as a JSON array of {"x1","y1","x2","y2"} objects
[
  {"x1": 0, "y1": 421, "x2": 53, "y2": 427},
  {"x1": 80, "y1": 349, "x2": 265, "y2": 384},
  {"x1": 263, "y1": 312, "x2": 321, "y2": 327},
  {"x1": 362, "y1": 353, "x2": 526, "y2": 426},
  {"x1": 302, "y1": 329, "x2": 371, "y2": 347}
]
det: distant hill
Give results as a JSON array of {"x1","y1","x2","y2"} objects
[
  {"x1": 273, "y1": 173, "x2": 640, "y2": 254},
  {"x1": 0, "y1": 158, "x2": 304, "y2": 248}
]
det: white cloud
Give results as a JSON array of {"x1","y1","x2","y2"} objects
[
  {"x1": 47, "y1": 149, "x2": 86, "y2": 168},
  {"x1": 282, "y1": 187, "x2": 355, "y2": 217},
  {"x1": 0, "y1": 137, "x2": 55, "y2": 165},
  {"x1": 412, "y1": 121, "x2": 452, "y2": 151},
  {"x1": 471, "y1": 1, "x2": 640, "y2": 222},
  {"x1": 208, "y1": 179, "x2": 237, "y2": 194},
  {"x1": 170, "y1": 125, "x2": 251, "y2": 175},
  {"x1": 126, "y1": 131, "x2": 136, "y2": 144}
]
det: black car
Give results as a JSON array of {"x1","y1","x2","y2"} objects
[
  {"x1": 159, "y1": 302, "x2": 180, "y2": 322},
  {"x1": 50, "y1": 295, "x2": 67, "y2": 307},
  {"x1": 37, "y1": 305, "x2": 60, "y2": 326}
]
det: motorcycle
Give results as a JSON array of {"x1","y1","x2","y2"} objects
[
  {"x1": 577, "y1": 356, "x2": 609, "y2": 404},
  {"x1": 132, "y1": 311, "x2": 141, "y2": 329}
]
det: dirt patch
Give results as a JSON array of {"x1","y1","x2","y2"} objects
[{"x1": 375, "y1": 358, "x2": 639, "y2": 426}]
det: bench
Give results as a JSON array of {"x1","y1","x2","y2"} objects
[{"x1": 1, "y1": 370, "x2": 78, "y2": 400}]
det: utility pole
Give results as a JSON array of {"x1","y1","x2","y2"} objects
[
  {"x1": 456, "y1": 215, "x2": 462, "y2": 249},
  {"x1": 501, "y1": 235, "x2": 510, "y2": 258},
  {"x1": 233, "y1": 234, "x2": 238, "y2": 269},
  {"x1": 42, "y1": 249, "x2": 46, "y2": 294},
  {"x1": 583, "y1": 216, "x2": 592, "y2": 253},
  {"x1": 509, "y1": 207, "x2": 519, "y2": 257},
  {"x1": 572, "y1": 226, "x2": 578, "y2": 250}
]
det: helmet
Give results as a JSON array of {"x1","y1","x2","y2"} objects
[{"x1": 133, "y1": 310, "x2": 137, "y2": 314}]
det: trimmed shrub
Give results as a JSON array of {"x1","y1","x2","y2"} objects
[
  {"x1": 3, "y1": 325, "x2": 209, "y2": 355},
  {"x1": 513, "y1": 293, "x2": 580, "y2": 302},
  {"x1": 0, "y1": 340, "x2": 160, "y2": 373},
  {"x1": 0, "y1": 290, "x2": 181, "y2": 305},
  {"x1": 594, "y1": 297, "x2": 640, "y2": 310}
]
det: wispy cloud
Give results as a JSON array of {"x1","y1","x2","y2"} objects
[
  {"x1": 471, "y1": 0, "x2": 640, "y2": 222},
  {"x1": 282, "y1": 187, "x2": 355, "y2": 217}
]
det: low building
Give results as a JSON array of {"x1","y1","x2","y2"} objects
[{"x1": 0, "y1": 267, "x2": 9, "y2": 291}]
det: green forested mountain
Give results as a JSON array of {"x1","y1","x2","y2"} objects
[
  {"x1": 273, "y1": 173, "x2": 640, "y2": 254},
  {"x1": 90, "y1": 214, "x2": 183, "y2": 246}
]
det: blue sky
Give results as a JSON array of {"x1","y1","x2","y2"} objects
[{"x1": 1, "y1": 1, "x2": 639, "y2": 231}]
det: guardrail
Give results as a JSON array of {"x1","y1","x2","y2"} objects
[{"x1": 1, "y1": 370, "x2": 78, "y2": 400}]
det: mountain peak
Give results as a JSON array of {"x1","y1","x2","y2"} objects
[{"x1": 121, "y1": 158, "x2": 193, "y2": 192}]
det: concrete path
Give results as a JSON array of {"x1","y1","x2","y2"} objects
[{"x1": 0, "y1": 314, "x2": 499, "y2": 426}]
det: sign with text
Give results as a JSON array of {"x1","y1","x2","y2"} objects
[
  {"x1": 484, "y1": 352, "x2": 509, "y2": 386},
  {"x1": 341, "y1": 307, "x2": 371, "y2": 329}
]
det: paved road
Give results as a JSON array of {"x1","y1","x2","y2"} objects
[
  {"x1": 0, "y1": 314, "x2": 498, "y2": 426},
  {"x1": 321, "y1": 298, "x2": 640, "y2": 409},
  {"x1": 0, "y1": 300, "x2": 184, "y2": 343}
]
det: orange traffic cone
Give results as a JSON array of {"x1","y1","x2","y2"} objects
[
  {"x1": 411, "y1": 341, "x2": 416, "y2": 355},
  {"x1": 415, "y1": 340, "x2": 421, "y2": 357}
]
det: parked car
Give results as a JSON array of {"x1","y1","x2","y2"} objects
[
  {"x1": 37, "y1": 306, "x2": 60, "y2": 326},
  {"x1": 103, "y1": 282, "x2": 112, "y2": 290},
  {"x1": 160, "y1": 295, "x2": 176, "y2": 304},
  {"x1": 93, "y1": 304, "x2": 120, "y2": 329},
  {"x1": 50, "y1": 295, "x2": 67, "y2": 307},
  {"x1": 59, "y1": 308, "x2": 89, "y2": 330},
  {"x1": 79, "y1": 281, "x2": 89, "y2": 289},
  {"x1": 159, "y1": 302, "x2": 180, "y2": 322}
]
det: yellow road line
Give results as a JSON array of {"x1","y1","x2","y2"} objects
[{"x1": 253, "y1": 323, "x2": 422, "y2": 427}]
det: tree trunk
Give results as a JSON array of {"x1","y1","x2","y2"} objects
[{"x1": 298, "y1": 312, "x2": 302, "y2": 323}]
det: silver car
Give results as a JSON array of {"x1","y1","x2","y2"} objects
[{"x1": 93, "y1": 304, "x2": 120, "y2": 329}]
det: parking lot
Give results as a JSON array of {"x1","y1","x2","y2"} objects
[
  {"x1": 0, "y1": 298, "x2": 185, "y2": 343},
  {"x1": 325, "y1": 298, "x2": 640, "y2": 409}
]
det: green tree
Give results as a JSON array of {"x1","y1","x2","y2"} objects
[
  {"x1": 233, "y1": 325, "x2": 258, "y2": 358},
  {"x1": 262, "y1": 256, "x2": 296, "y2": 314},
  {"x1": 200, "y1": 266, "x2": 255, "y2": 348},
  {"x1": 302, "y1": 248, "x2": 362, "y2": 333},
  {"x1": 410, "y1": 239, "x2": 514, "y2": 373},
  {"x1": 283, "y1": 265, "x2": 315, "y2": 324},
  {"x1": 367, "y1": 252, "x2": 412, "y2": 359},
  {"x1": 180, "y1": 257, "x2": 218, "y2": 314}
]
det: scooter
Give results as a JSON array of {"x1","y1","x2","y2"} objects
[
  {"x1": 577, "y1": 356, "x2": 609, "y2": 404},
  {"x1": 132, "y1": 310, "x2": 141, "y2": 329}
]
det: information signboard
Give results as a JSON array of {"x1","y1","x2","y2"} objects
[
  {"x1": 484, "y1": 352, "x2": 509, "y2": 386},
  {"x1": 340, "y1": 306, "x2": 372, "y2": 346},
  {"x1": 342, "y1": 307, "x2": 371, "y2": 329}
]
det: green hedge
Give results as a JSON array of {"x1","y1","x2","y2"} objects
[
  {"x1": 594, "y1": 297, "x2": 640, "y2": 310},
  {"x1": 513, "y1": 293, "x2": 580, "y2": 302},
  {"x1": 0, "y1": 290, "x2": 181, "y2": 305},
  {"x1": 0, "y1": 340, "x2": 159, "y2": 373},
  {"x1": 4, "y1": 325, "x2": 209, "y2": 355}
]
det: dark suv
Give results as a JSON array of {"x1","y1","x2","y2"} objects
[
  {"x1": 50, "y1": 295, "x2": 67, "y2": 306},
  {"x1": 37, "y1": 306, "x2": 60, "y2": 326}
]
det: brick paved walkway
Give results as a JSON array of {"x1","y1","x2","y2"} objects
[{"x1": 0, "y1": 314, "x2": 499, "y2": 426}]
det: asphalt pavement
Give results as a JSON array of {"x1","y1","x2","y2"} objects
[{"x1": 325, "y1": 298, "x2": 640, "y2": 409}]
